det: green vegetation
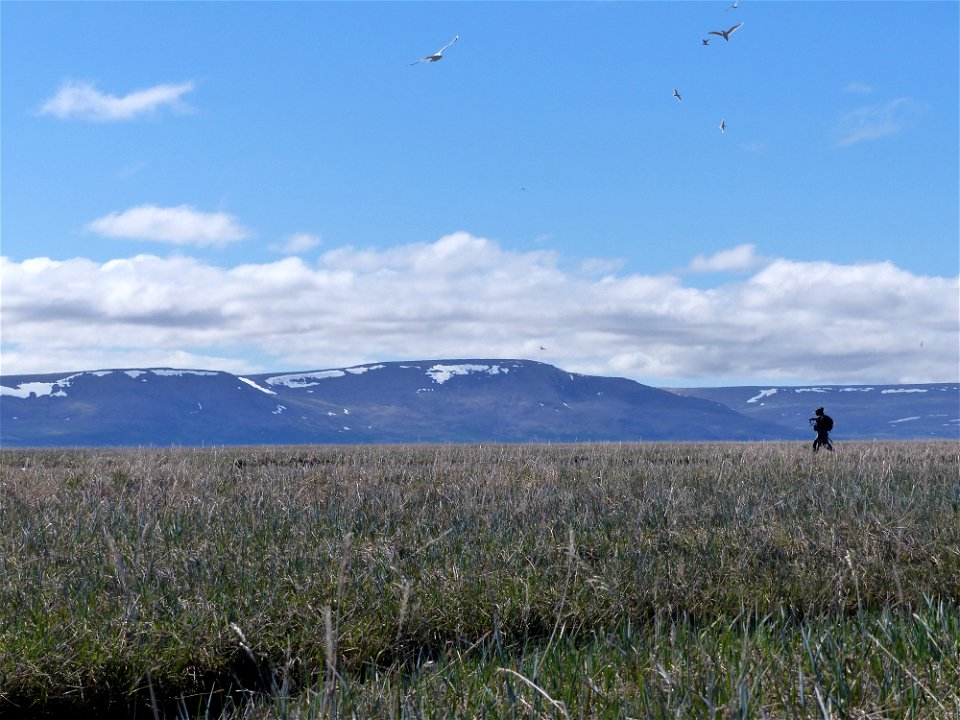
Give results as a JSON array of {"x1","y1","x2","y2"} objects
[{"x1": 1, "y1": 442, "x2": 958, "y2": 718}]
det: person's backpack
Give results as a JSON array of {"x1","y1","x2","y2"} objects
[{"x1": 822, "y1": 415, "x2": 834, "y2": 432}]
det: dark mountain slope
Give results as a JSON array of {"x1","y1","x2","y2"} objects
[{"x1": 2, "y1": 360, "x2": 796, "y2": 447}]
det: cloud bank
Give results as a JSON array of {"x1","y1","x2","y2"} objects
[
  {"x1": 40, "y1": 80, "x2": 195, "y2": 121},
  {"x1": 2, "y1": 232, "x2": 957, "y2": 385}
]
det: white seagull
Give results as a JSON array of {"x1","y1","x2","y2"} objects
[
  {"x1": 719, "y1": 119, "x2": 727, "y2": 133},
  {"x1": 709, "y1": 22, "x2": 743, "y2": 42},
  {"x1": 410, "y1": 35, "x2": 459, "y2": 65},
  {"x1": 673, "y1": 88, "x2": 682, "y2": 102}
]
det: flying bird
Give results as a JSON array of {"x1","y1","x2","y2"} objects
[
  {"x1": 709, "y1": 22, "x2": 743, "y2": 41},
  {"x1": 410, "y1": 35, "x2": 459, "y2": 65},
  {"x1": 673, "y1": 88, "x2": 682, "y2": 102},
  {"x1": 728, "y1": 0, "x2": 740, "y2": 10},
  {"x1": 719, "y1": 119, "x2": 727, "y2": 133},
  {"x1": 702, "y1": 38, "x2": 711, "y2": 45}
]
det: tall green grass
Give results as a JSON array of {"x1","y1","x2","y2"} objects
[{"x1": 1, "y1": 442, "x2": 957, "y2": 718}]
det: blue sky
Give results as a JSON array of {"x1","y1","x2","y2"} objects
[{"x1": 2, "y1": 1, "x2": 958, "y2": 386}]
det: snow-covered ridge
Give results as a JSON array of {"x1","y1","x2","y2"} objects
[
  {"x1": 742, "y1": 385, "x2": 953, "y2": 398},
  {"x1": 787, "y1": 386, "x2": 953, "y2": 395},
  {"x1": 793, "y1": 386, "x2": 877, "y2": 394},
  {"x1": 267, "y1": 370, "x2": 347, "y2": 388},
  {"x1": 0, "y1": 368, "x2": 220, "y2": 399},
  {"x1": 739, "y1": 386, "x2": 890, "y2": 405},
  {"x1": 1, "y1": 381, "x2": 68, "y2": 399},
  {"x1": 0, "y1": 371, "x2": 85, "y2": 399},
  {"x1": 347, "y1": 365, "x2": 385, "y2": 375},
  {"x1": 265, "y1": 362, "x2": 520, "y2": 389},
  {"x1": 266, "y1": 364, "x2": 386, "y2": 389}
]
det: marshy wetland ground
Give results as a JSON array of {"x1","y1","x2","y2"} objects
[{"x1": 1, "y1": 442, "x2": 958, "y2": 718}]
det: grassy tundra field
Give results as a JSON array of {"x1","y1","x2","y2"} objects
[{"x1": 1, "y1": 442, "x2": 958, "y2": 719}]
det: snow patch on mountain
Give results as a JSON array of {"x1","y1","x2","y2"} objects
[
  {"x1": 238, "y1": 376, "x2": 276, "y2": 395},
  {"x1": 1, "y1": 372, "x2": 83, "y2": 398},
  {"x1": 426, "y1": 364, "x2": 509, "y2": 384},
  {"x1": 1, "y1": 381, "x2": 60, "y2": 399},
  {"x1": 266, "y1": 370, "x2": 345, "y2": 388},
  {"x1": 346, "y1": 365, "x2": 384, "y2": 375},
  {"x1": 2, "y1": 368, "x2": 233, "y2": 400},
  {"x1": 747, "y1": 389, "x2": 777, "y2": 404}
]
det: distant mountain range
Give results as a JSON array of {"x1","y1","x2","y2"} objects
[
  {"x1": 1, "y1": 360, "x2": 956, "y2": 447},
  {"x1": 665, "y1": 383, "x2": 959, "y2": 441}
]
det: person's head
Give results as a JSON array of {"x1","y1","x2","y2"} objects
[{"x1": 815, "y1": 407, "x2": 824, "y2": 416}]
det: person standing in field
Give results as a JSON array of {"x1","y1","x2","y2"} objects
[{"x1": 810, "y1": 407, "x2": 834, "y2": 452}]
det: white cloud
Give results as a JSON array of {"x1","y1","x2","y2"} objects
[
  {"x1": 687, "y1": 244, "x2": 767, "y2": 273},
  {"x1": 833, "y1": 97, "x2": 921, "y2": 147},
  {"x1": 87, "y1": 204, "x2": 251, "y2": 247},
  {"x1": 2, "y1": 234, "x2": 957, "y2": 384},
  {"x1": 39, "y1": 80, "x2": 196, "y2": 121},
  {"x1": 270, "y1": 233, "x2": 323, "y2": 255},
  {"x1": 843, "y1": 82, "x2": 874, "y2": 94}
]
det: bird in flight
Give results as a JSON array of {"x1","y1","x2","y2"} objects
[
  {"x1": 719, "y1": 119, "x2": 727, "y2": 133},
  {"x1": 728, "y1": 0, "x2": 740, "y2": 10},
  {"x1": 702, "y1": 38, "x2": 710, "y2": 45},
  {"x1": 709, "y1": 23, "x2": 743, "y2": 41},
  {"x1": 673, "y1": 88, "x2": 682, "y2": 102},
  {"x1": 410, "y1": 36, "x2": 459, "y2": 65}
]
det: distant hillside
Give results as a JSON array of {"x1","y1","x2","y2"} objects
[
  {"x1": 3, "y1": 361, "x2": 955, "y2": 447},
  {"x1": 666, "y1": 384, "x2": 959, "y2": 440},
  {"x1": 2, "y1": 360, "x2": 797, "y2": 447}
]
